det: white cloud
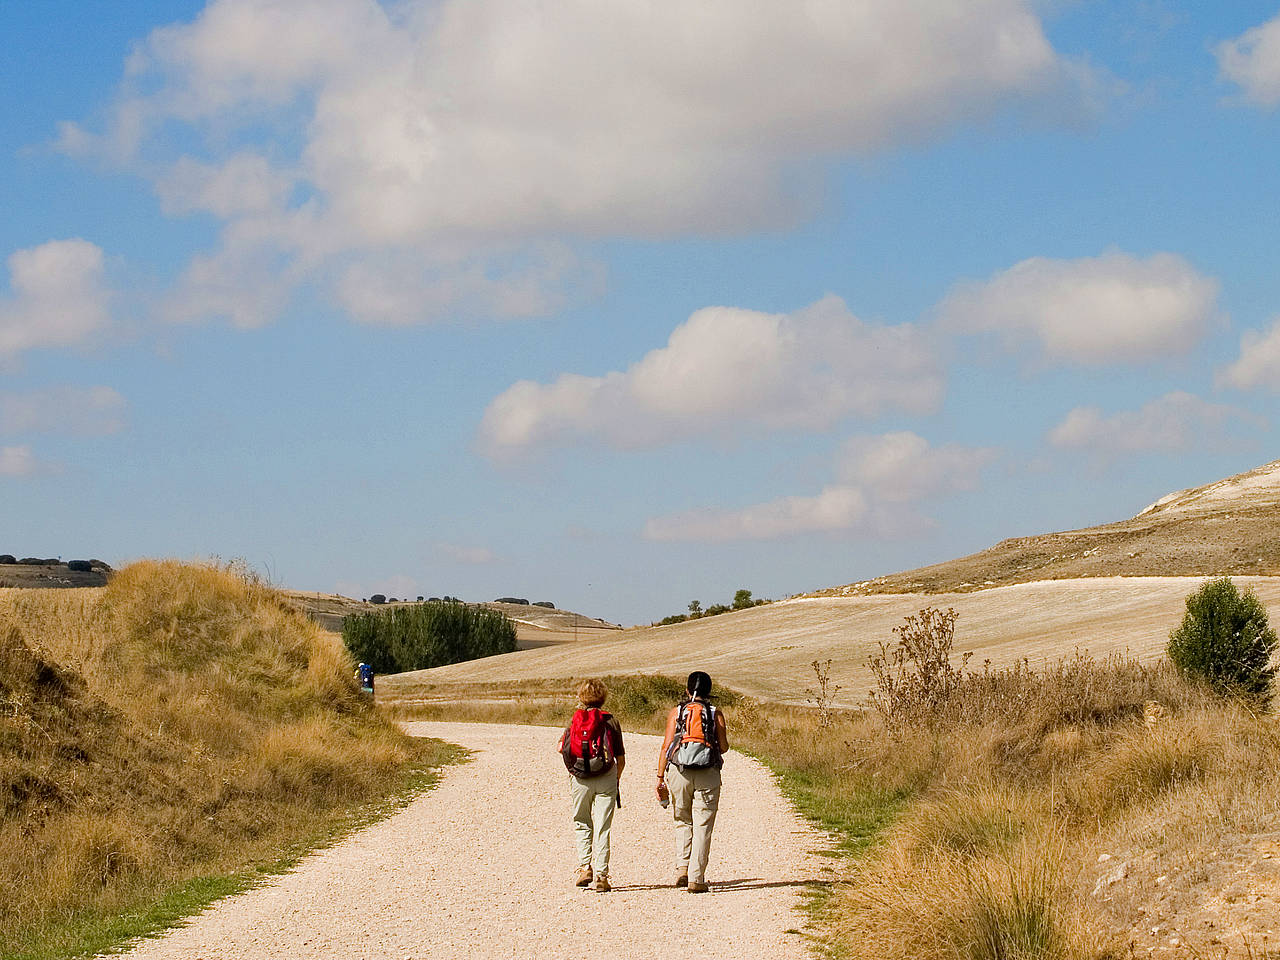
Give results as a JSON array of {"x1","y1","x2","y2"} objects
[
  {"x1": 155, "y1": 153, "x2": 295, "y2": 217},
  {"x1": 1217, "y1": 13, "x2": 1280, "y2": 107},
  {"x1": 335, "y1": 243, "x2": 591, "y2": 326},
  {"x1": 0, "y1": 446, "x2": 41, "y2": 477},
  {"x1": 1219, "y1": 316, "x2": 1280, "y2": 392},
  {"x1": 644, "y1": 485, "x2": 869, "y2": 543},
  {"x1": 478, "y1": 296, "x2": 942, "y2": 458},
  {"x1": 438, "y1": 542, "x2": 499, "y2": 565},
  {"x1": 66, "y1": 0, "x2": 1088, "y2": 328},
  {"x1": 1047, "y1": 391, "x2": 1258, "y2": 454},
  {"x1": 935, "y1": 251, "x2": 1220, "y2": 365},
  {"x1": 0, "y1": 386, "x2": 126, "y2": 436},
  {"x1": 839, "y1": 431, "x2": 998, "y2": 502},
  {"x1": 0, "y1": 240, "x2": 111, "y2": 360},
  {"x1": 643, "y1": 431, "x2": 994, "y2": 542}
]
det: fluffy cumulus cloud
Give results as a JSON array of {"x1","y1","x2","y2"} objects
[
  {"x1": 1219, "y1": 317, "x2": 1280, "y2": 392},
  {"x1": 64, "y1": 0, "x2": 1085, "y2": 328},
  {"x1": 0, "y1": 446, "x2": 41, "y2": 477},
  {"x1": 644, "y1": 486, "x2": 869, "y2": 542},
  {"x1": 935, "y1": 251, "x2": 1220, "y2": 365},
  {"x1": 0, "y1": 387, "x2": 126, "y2": 436},
  {"x1": 438, "y1": 542, "x2": 499, "y2": 566},
  {"x1": 1048, "y1": 391, "x2": 1259, "y2": 454},
  {"x1": 839, "y1": 431, "x2": 997, "y2": 502},
  {"x1": 1217, "y1": 12, "x2": 1280, "y2": 107},
  {"x1": 644, "y1": 431, "x2": 994, "y2": 542},
  {"x1": 478, "y1": 296, "x2": 942, "y2": 458},
  {"x1": 0, "y1": 240, "x2": 111, "y2": 361}
]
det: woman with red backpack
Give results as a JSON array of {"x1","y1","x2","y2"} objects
[
  {"x1": 558, "y1": 678, "x2": 625, "y2": 892},
  {"x1": 656, "y1": 671, "x2": 730, "y2": 893}
]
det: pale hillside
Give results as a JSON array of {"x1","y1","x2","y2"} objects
[
  {"x1": 811, "y1": 458, "x2": 1280, "y2": 596},
  {"x1": 382, "y1": 576, "x2": 1280, "y2": 708}
]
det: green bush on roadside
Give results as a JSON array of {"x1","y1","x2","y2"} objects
[
  {"x1": 342, "y1": 600, "x2": 517, "y2": 673},
  {"x1": 1167, "y1": 577, "x2": 1277, "y2": 701}
]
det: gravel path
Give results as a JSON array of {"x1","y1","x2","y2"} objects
[{"x1": 115, "y1": 722, "x2": 835, "y2": 960}]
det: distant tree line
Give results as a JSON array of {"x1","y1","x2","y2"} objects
[
  {"x1": 655, "y1": 588, "x2": 769, "y2": 626},
  {"x1": 343, "y1": 600, "x2": 518, "y2": 673}
]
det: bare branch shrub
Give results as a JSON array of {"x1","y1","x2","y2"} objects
[
  {"x1": 868, "y1": 607, "x2": 969, "y2": 727},
  {"x1": 806, "y1": 658, "x2": 844, "y2": 728}
]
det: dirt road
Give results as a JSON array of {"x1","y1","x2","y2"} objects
[{"x1": 114, "y1": 723, "x2": 833, "y2": 960}]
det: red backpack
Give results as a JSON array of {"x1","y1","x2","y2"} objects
[{"x1": 560, "y1": 707, "x2": 616, "y2": 778}]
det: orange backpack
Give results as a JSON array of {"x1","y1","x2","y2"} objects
[{"x1": 666, "y1": 700, "x2": 721, "y2": 770}]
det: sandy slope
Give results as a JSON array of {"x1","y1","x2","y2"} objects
[
  {"x1": 386, "y1": 577, "x2": 1280, "y2": 708},
  {"x1": 113, "y1": 723, "x2": 833, "y2": 960}
]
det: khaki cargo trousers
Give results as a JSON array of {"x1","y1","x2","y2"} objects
[
  {"x1": 666, "y1": 764, "x2": 721, "y2": 884},
  {"x1": 569, "y1": 765, "x2": 618, "y2": 876}
]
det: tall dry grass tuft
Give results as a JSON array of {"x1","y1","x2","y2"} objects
[{"x1": 0, "y1": 561, "x2": 445, "y2": 957}]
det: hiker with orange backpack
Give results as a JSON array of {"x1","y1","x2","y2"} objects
[
  {"x1": 558, "y1": 678, "x2": 626, "y2": 892},
  {"x1": 656, "y1": 671, "x2": 730, "y2": 893}
]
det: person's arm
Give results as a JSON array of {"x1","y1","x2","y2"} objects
[
  {"x1": 657, "y1": 706, "x2": 679, "y2": 781},
  {"x1": 611, "y1": 718, "x2": 625, "y2": 775},
  {"x1": 716, "y1": 709, "x2": 729, "y2": 753}
]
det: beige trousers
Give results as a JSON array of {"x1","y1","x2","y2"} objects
[
  {"x1": 666, "y1": 764, "x2": 721, "y2": 884},
  {"x1": 569, "y1": 766, "x2": 618, "y2": 875}
]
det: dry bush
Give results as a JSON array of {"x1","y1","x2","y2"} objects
[
  {"x1": 0, "y1": 561, "x2": 438, "y2": 953},
  {"x1": 869, "y1": 606, "x2": 968, "y2": 727}
]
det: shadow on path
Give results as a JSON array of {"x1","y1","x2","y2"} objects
[{"x1": 608, "y1": 878, "x2": 832, "y2": 893}]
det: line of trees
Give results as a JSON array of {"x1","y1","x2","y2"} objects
[
  {"x1": 343, "y1": 600, "x2": 517, "y2": 673},
  {"x1": 655, "y1": 588, "x2": 769, "y2": 626}
]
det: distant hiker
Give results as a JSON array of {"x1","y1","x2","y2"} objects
[
  {"x1": 656, "y1": 671, "x2": 729, "y2": 893},
  {"x1": 558, "y1": 678, "x2": 625, "y2": 892},
  {"x1": 355, "y1": 662, "x2": 374, "y2": 695}
]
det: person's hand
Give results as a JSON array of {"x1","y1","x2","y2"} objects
[{"x1": 656, "y1": 780, "x2": 669, "y2": 803}]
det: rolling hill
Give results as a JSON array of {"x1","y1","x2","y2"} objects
[
  {"x1": 810, "y1": 458, "x2": 1280, "y2": 596},
  {"x1": 382, "y1": 458, "x2": 1280, "y2": 709}
]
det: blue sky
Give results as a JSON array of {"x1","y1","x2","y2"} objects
[{"x1": 3, "y1": 1, "x2": 1280, "y2": 624}]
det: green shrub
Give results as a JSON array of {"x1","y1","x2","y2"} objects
[
  {"x1": 342, "y1": 601, "x2": 517, "y2": 673},
  {"x1": 1168, "y1": 577, "x2": 1278, "y2": 701}
]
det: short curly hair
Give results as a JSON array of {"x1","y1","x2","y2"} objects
[{"x1": 577, "y1": 678, "x2": 608, "y2": 707}]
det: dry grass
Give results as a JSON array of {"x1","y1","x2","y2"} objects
[
  {"x1": 824, "y1": 649, "x2": 1280, "y2": 959},
  {"x1": 0, "y1": 561, "x2": 454, "y2": 958}
]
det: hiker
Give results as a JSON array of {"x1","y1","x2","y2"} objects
[
  {"x1": 354, "y1": 662, "x2": 374, "y2": 695},
  {"x1": 558, "y1": 678, "x2": 625, "y2": 892},
  {"x1": 656, "y1": 671, "x2": 730, "y2": 893}
]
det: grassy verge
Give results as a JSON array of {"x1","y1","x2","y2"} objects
[
  {"x1": 3, "y1": 742, "x2": 466, "y2": 960},
  {"x1": 0, "y1": 562, "x2": 468, "y2": 960}
]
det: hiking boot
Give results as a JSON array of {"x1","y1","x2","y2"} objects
[
  {"x1": 675, "y1": 869, "x2": 688, "y2": 888},
  {"x1": 687, "y1": 880, "x2": 709, "y2": 893},
  {"x1": 575, "y1": 867, "x2": 593, "y2": 887},
  {"x1": 594, "y1": 874, "x2": 611, "y2": 893}
]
